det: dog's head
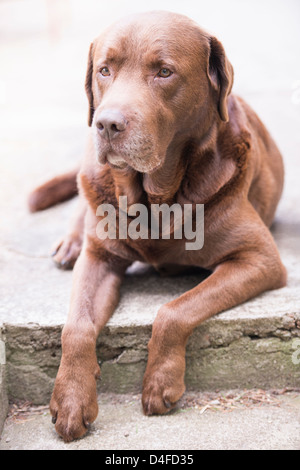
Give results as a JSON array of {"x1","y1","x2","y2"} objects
[{"x1": 85, "y1": 11, "x2": 233, "y2": 173}]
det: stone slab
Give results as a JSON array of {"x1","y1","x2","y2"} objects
[
  {"x1": 1, "y1": 251, "x2": 300, "y2": 403},
  {"x1": 0, "y1": 330, "x2": 8, "y2": 437}
]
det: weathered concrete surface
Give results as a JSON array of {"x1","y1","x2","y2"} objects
[
  {"x1": 0, "y1": 330, "x2": 8, "y2": 436},
  {"x1": 0, "y1": 0, "x2": 300, "y2": 444},
  {"x1": 2, "y1": 282, "x2": 300, "y2": 404},
  {"x1": 1, "y1": 392, "x2": 300, "y2": 450}
]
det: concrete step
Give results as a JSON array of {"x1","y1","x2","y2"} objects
[{"x1": 1, "y1": 236, "x2": 300, "y2": 410}]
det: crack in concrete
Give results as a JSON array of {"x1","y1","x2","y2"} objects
[{"x1": 2, "y1": 245, "x2": 49, "y2": 260}]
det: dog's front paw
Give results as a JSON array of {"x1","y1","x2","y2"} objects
[
  {"x1": 50, "y1": 363, "x2": 100, "y2": 442},
  {"x1": 51, "y1": 234, "x2": 82, "y2": 269},
  {"x1": 142, "y1": 350, "x2": 186, "y2": 415}
]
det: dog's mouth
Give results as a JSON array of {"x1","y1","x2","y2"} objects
[
  {"x1": 106, "y1": 152, "x2": 128, "y2": 169},
  {"x1": 92, "y1": 136, "x2": 126, "y2": 168},
  {"x1": 93, "y1": 131, "x2": 162, "y2": 174}
]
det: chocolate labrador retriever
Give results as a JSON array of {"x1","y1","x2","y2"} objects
[{"x1": 29, "y1": 11, "x2": 286, "y2": 441}]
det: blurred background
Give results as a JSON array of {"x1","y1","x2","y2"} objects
[
  {"x1": 1, "y1": 0, "x2": 300, "y2": 130},
  {"x1": 0, "y1": 0, "x2": 299, "y2": 244}
]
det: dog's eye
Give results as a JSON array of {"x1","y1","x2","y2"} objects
[
  {"x1": 99, "y1": 67, "x2": 111, "y2": 77},
  {"x1": 158, "y1": 68, "x2": 173, "y2": 78}
]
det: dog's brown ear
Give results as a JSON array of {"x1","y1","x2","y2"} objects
[
  {"x1": 85, "y1": 42, "x2": 94, "y2": 127},
  {"x1": 207, "y1": 36, "x2": 234, "y2": 122}
]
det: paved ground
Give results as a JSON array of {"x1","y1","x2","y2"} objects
[
  {"x1": 1, "y1": 391, "x2": 300, "y2": 450},
  {"x1": 0, "y1": 0, "x2": 300, "y2": 450}
]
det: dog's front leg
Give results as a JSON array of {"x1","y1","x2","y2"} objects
[
  {"x1": 50, "y1": 248, "x2": 128, "y2": 442},
  {"x1": 142, "y1": 239, "x2": 286, "y2": 415}
]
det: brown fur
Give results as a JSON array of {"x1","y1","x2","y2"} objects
[
  {"x1": 29, "y1": 11, "x2": 286, "y2": 442},
  {"x1": 28, "y1": 168, "x2": 79, "y2": 212}
]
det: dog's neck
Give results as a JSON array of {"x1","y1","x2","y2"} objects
[
  {"x1": 142, "y1": 138, "x2": 188, "y2": 205},
  {"x1": 110, "y1": 120, "x2": 231, "y2": 207},
  {"x1": 111, "y1": 141, "x2": 187, "y2": 207}
]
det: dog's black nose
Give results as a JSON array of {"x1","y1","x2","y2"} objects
[{"x1": 96, "y1": 110, "x2": 127, "y2": 140}]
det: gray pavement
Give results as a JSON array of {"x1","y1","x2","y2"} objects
[
  {"x1": 1, "y1": 391, "x2": 300, "y2": 450},
  {"x1": 0, "y1": 0, "x2": 300, "y2": 450}
]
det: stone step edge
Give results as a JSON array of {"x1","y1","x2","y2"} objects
[
  {"x1": 0, "y1": 332, "x2": 8, "y2": 437},
  {"x1": 0, "y1": 311, "x2": 300, "y2": 419}
]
